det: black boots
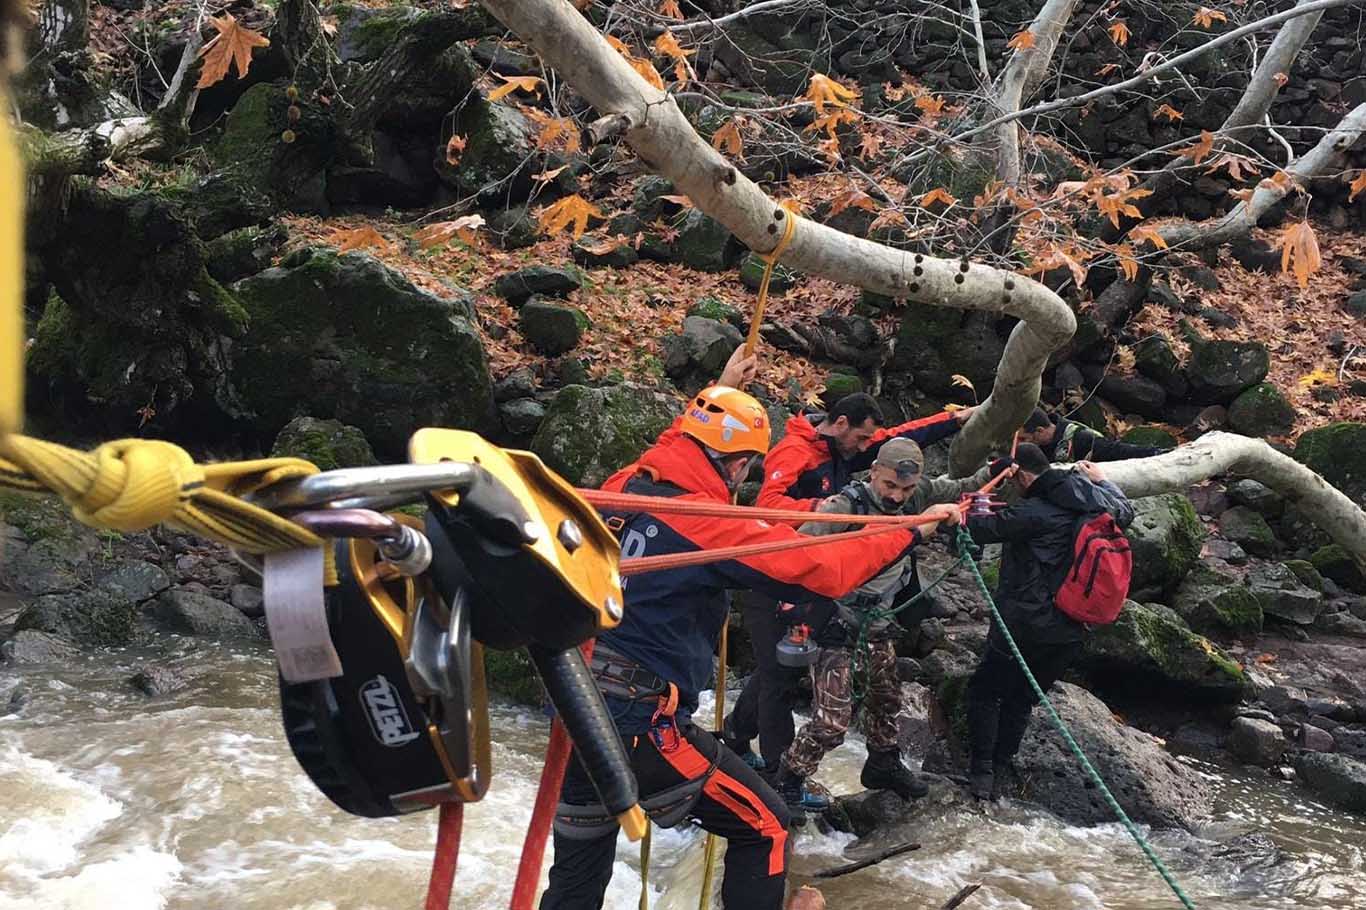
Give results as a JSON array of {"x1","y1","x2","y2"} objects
[
  {"x1": 860, "y1": 749, "x2": 929, "y2": 800},
  {"x1": 774, "y1": 765, "x2": 809, "y2": 825}
]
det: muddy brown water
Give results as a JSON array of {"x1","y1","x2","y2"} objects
[{"x1": 2, "y1": 640, "x2": 1364, "y2": 910}]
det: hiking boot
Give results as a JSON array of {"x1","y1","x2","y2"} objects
[
  {"x1": 799, "y1": 783, "x2": 831, "y2": 812},
  {"x1": 860, "y1": 749, "x2": 929, "y2": 800},
  {"x1": 774, "y1": 766, "x2": 809, "y2": 825},
  {"x1": 968, "y1": 771, "x2": 995, "y2": 801},
  {"x1": 991, "y1": 759, "x2": 1021, "y2": 801},
  {"x1": 720, "y1": 714, "x2": 763, "y2": 770}
]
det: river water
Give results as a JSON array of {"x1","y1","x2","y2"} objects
[{"x1": 2, "y1": 638, "x2": 1365, "y2": 910}]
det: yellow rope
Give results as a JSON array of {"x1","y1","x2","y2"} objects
[
  {"x1": 696, "y1": 616, "x2": 729, "y2": 909},
  {"x1": 0, "y1": 104, "x2": 23, "y2": 437},
  {"x1": 637, "y1": 824, "x2": 652, "y2": 910},
  {"x1": 743, "y1": 211, "x2": 799, "y2": 359}
]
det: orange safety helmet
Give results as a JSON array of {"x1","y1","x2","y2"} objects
[{"x1": 680, "y1": 386, "x2": 770, "y2": 456}]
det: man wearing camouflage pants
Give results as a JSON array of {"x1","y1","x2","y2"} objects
[{"x1": 773, "y1": 438, "x2": 1011, "y2": 814}]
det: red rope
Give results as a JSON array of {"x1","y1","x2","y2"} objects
[
  {"x1": 509, "y1": 640, "x2": 595, "y2": 910},
  {"x1": 424, "y1": 803, "x2": 463, "y2": 910}
]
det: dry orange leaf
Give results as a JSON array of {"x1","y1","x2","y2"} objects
[
  {"x1": 658, "y1": 0, "x2": 684, "y2": 20},
  {"x1": 488, "y1": 74, "x2": 543, "y2": 102},
  {"x1": 332, "y1": 226, "x2": 392, "y2": 254},
  {"x1": 918, "y1": 187, "x2": 958, "y2": 208},
  {"x1": 533, "y1": 164, "x2": 569, "y2": 184},
  {"x1": 1128, "y1": 224, "x2": 1169, "y2": 250},
  {"x1": 711, "y1": 118, "x2": 745, "y2": 159},
  {"x1": 1192, "y1": 7, "x2": 1228, "y2": 28},
  {"x1": 1113, "y1": 243, "x2": 1139, "y2": 282},
  {"x1": 196, "y1": 14, "x2": 270, "y2": 89},
  {"x1": 445, "y1": 134, "x2": 467, "y2": 166},
  {"x1": 1278, "y1": 220, "x2": 1321, "y2": 290},
  {"x1": 1007, "y1": 29, "x2": 1036, "y2": 50},
  {"x1": 1206, "y1": 151, "x2": 1259, "y2": 182},
  {"x1": 1108, "y1": 20, "x2": 1130, "y2": 46},
  {"x1": 829, "y1": 187, "x2": 877, "y2": 217},
  {"x1": 802, "y1": 73, "x2": 859, "y2": 114},
  {"x1": 1348, "y1": 170, "x2": 1366, "y2": 202},
  {"x1": 859, "y1": 130, "x2": 883, "y2": 159},
  {"x1": 1095, "y1": 62, "x2": 1121, "y2": 77},
  {"x1": 914, "y1": 93, "x2": 946, "y2": 116},
  {"x1": 1154, "y1": 103, "x2": 1184, "y2": 122},
  {"x1": 538, "y1": 194, "x2": 607, "y2": 239},
  {"x1": 654, "y1": 30, "x2": 695, "y2": 83},
  {"x1": 630, "y1": 56, "x2": 665, "y2": 89},
  {"x1": 414, "y1": 215, "x2": 486, "y2": 249},
  {"x1": 1274, "y1": 71, "x2": 1289, "y2": 87},
  {"x1": 805, "y1": 107, "x2": 859, "y2": 139},
  {"x1": 1094, "y1": 186, "x2": 1152, "y2": 228},
  {"x1": 1178, "y1": 129, "x2": 1215, "y2": 165},
  {"x1": 659, "y1": 193, "x2": 694, "y2": 208}
]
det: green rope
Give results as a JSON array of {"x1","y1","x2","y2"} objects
[
  {"x1": 849, "y1": 551, "x2": 968, "y2": 708},
  {"x1": 954, "y1": 526, "x2": 1198, "y2": 910}
]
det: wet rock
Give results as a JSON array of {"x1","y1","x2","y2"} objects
[
  {"x1": 739, "y1": 253, "x2": 797, "y2": 293},
  {"x1": 153, "y1": 589, "x2": 258, "y2": 640},
  {"x1": 1334, "y1": 727, "x2": 1366, "y2": 759},
  {"x1": 1226, "y1": 479, "x2": 1284, "y2": 518},
  {"x1": 1121, "y1": 426, "x2": 1178, "y2": 449},
  {"x1": 1283, "y1": 559, "x2": 1325, "y2": 593},
  {"x1": 1125, "y1": 494, "x2": 1206, "y2": 597},
  {"x1": 1295, "y1": 422, "x2": 1366, "y2": 503},
  {"x1": 442, "y1": 100, "x2": 548, "y2": 203},
  {"x1": 1186, "y1": 338, "x2": 1270, "y2": 404},
  {"x1": 499, "y1": 398, "x2": 546, "y2": 436},
  {"x1": 5, "y1": 685, "x2": 29, "y2": 714},
  {"x1": 1098, "y1": 374, "x2": 1166, "y2": 419},
  {"x1": 232, "y1": 249, "x2": 495, "y2": 452},
  {"x1": 1227, "y1": 716, "x2": 1286, "y2": 766},
  {"x1": 829, "y1": 789, "x2": 909, "y2": 837},
  {"x1": 1080, "y1": 601, "x2": 1248, "y2": 703},
  {"x1": 520, "y1": 298, "x2": 586, "y2": 355},
  {"x1": 271, "y1": 416, "x2": 378, "y2": 471},
  {"x1": 1313, "y1": 611, "x2": 1366, "y2": 639},
  {"x1": 0, "y1": 630, "x2": 80, "y2": 665},
  {"x1": 493, "y1": 266, "x2": 583, "y2": 306},
  {"x1": 1300, "y1": 723, "x2": 1336, "y2": 753},
  {"x1": 1227, "y1": 383, "x2": 1296, "y2": 438},
  {"x1": 0, "y1": 534, "x2": 92, "y2": 597},
  {"x1": 1310, "y1": 545, "x2": 1366, "y2": 594},
  {"x1": 672, "y1": 210, "x2": 740, "y2": 272},
  {"x1": 1295, "y1": 752, "x2": 1366, "y2": 813},
  {"x1": 1247, "y1": 563, "x2": 1323, "y2": 625},
  {"x1": 530, "y1": 384, "x2": 677, "y2": 486},
  {"x1": 205, "y1": 224, "x2": 286, "y2": 284},
  {"x1": 1218, "y1": 506, "x2": 1279, "y2": 557},
  {"x1": 229, "y1": 584, "x2": 264, "y2": 616},
  {"x1": 1172, "y1": 565, "x2": 1262, "y2": 636},
  {"x1": 493, "y1": 368, "x2": 537, "y2": 402},
  {"x1": 1202, "y1": 539, "x2": 1248, "y2": 566},
  {"x1": 129, "y1": 665, "x2": 189, "y2": 697},
  {"x1": 15, "y1": 590, "x2": 143, "y2": 647},
  {"x1": 96, "y1": 560, "x2": 171, "y2": 604}
]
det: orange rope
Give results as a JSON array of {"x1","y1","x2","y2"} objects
[{"x1": 577, "y1": 489, "x2": 925, "y2": 526}]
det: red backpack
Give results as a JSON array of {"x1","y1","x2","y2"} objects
[{"x1": 1054, "y1": 512, "x2": 1132, "y2": 624}]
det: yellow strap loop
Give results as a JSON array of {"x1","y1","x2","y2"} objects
[
  {"x1": 0, "y1": 98, "x2": 24, "y2": 436},
  {"x1": 743, "y1": 211, "x2": 799, "y2": 359}
]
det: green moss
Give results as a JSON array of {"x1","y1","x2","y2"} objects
[
  {"x1": 350, "y1": 9, "x2": 420, "y2": 59},
  {"x1": 271, "y1": 417, "x2": 378, "y2": 472},
  {"x1": 935, "y1": 673, "x2": 973, "y2": 746},
  {"x1": 1122, "y1": 426, "x2": 1178, "y2": 448},
  {"x1": 482, "y1": 647, "x2": 544, "y2": 705},
  {"x1": 689, "y1": 296, "x2": 742, "y2": 326},
  {"x1": 1127, "y1": 493, "x2": 1206, "y2": 595},
  {"x1": 530, "y1": 384, "x2": 676, "y2": 487},
  {"x1": 978, "y1": 559, "x2": 1000, "y2": 590},
  {"x1": 1227, "y1": 383, "x2": 1295, "y2": 437},
  {"x1": 1310, "y1": 544, "x2": 1366, "y2": 593},
  {"x1": 1296, "y1": 422, "x2": 1366, "y2": 501},
  {"x1": 824, "y1": 373, "x2": 863, "y2": 399},
  {"x1": 0, "y1": 491, "x2": 79, "y2": 542},
  {"x1": 1284, "y1": 559, "x2": 1326, "y2": 593},
  {"x1": 1087, "y1": 602, "x2": 1248, "y2": 699}
]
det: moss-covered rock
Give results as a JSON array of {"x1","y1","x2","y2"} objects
[
  {"x1": 1283, "y1": 559, "x2": 1326, "y2": 593},
  {"x1": 1121, "y1": 426, "x2": 1178, "y2": 449},
  {"x1": 709, "y1": 8, "x2": 831, "y2": 94},
  {"x1": 1310, "y1": 544, "x2": 1366, "y2": 593},
  {"x1": 232, "y1": 249, "x2": 494, "y2": 453},
  {"x1": 572, "y1": 238, "x2": 638, "y2": 269},
  {"x1": 28, "y1": 187, "x2": 248, "y2": 433},
  {"x1": 1295, "y1": 422, "x2": 1366, "y2": 503},
  {"x1": 1246, "y1": 562, "x2": 1323, "y2": 625},
  {"x1": 672, "y1": 210, "x2": 740, "y2": 272},
  {"x1": 493, "y1": 265, "x2": 582, "y2": 305},
  {"x1": 1185, "y1": 337, "x2": 1270, "y2": 404},
  {"x1": 520, "y1": 299, "x2": 585, "y2": 355},
  {"x1": 1133, "y1": 332, "x2": 1185, "y2": 395},
  {"x1": 1227, "y1": 383, "x2": 1295, "y2": 437},
  {"x1": 1218, "y1": 506, "x2": 1279, "y2": 557},
  {"x1": 739, "y1": 253, "x2": 797, "y2": 293},
  {"x1": 823, "y1": 372, "x2": 863, "y2": 399},
  {"x1": 889, "y1": 306, "x2": 1005, "y2": 399},
  {"x1": 14, "y1": 590, "x2": 142, "y2": 647},
  {"x1": 1172, "y1": 564, "x2": 1263, "y2": 636},
  {"x1": 271, "y1": 416, "x2": 378, "y2": 471},
  {"x1": 483, "y1": 647, "x2": 544, "y2": 705},
  {"x1": 444, "y1": 98, "x2": 567, "y2": 203},
  {"x1": 688, "y1": 297, "x2": 745, "y2": 329},
  {"x1": 530, "y1": 384, "x2": 677, "y2": 486},
  {"x1": 661, "y1": 316, "x2": 744, "y2": 390},
  {"x1": 205, "y1": 224, "x2": 286, "y2": 284},
  {"x1": 1125, "y1": 494, "x2": 1206, "y2": 597},
  {"x1": 214, "y1": 83, "x2": 335, "y2": 213},
  {"x1": 487, "y1": 205, "x2": 540, "y2": 250},
  {"x1": 1081, "y1": 601, "x2": 1249, "y2": 702}
]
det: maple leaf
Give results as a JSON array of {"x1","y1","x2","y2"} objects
[
  {"x1": 918, "y1": 187, "x2": 958, "y2": 209},
  {"x1": 658, "y1": 0, "x2": 684, "y2": 20},
  {"x1": 1192, "y1": 6, "x2": 1228, "y2": 28},
  {"x1": 196, "y1": 14, "x2": 270, "y2": 89},
  {"x1": 859, "y1": 130, "x2": 883, "y2": 159},
  {"x1": 629, "y1": 56, "x2": 665, "y2": 89},
  {"x1": 829, "y1": 187, "x2": 878, "y2": 217},
  {"x1": 538, "y1": 194, "x2": 607, "y2": 239},
  {"x1": 1348, "y1": 170, "x2": 1366, "y2": 202},
  {"x1": 654, "y1": 30, "x2": 696, "y2": 83},
  {"x1": 802, "y1": 73, "x2": 859, "y2": 114},
  {"x1": 414, "y1": 215, "x2": 486, "y2": 249},
  {"x1": 1108, "y1": 20, "x2": 1130, "y2": 46},
  {"x1": 914, "y1": 94, "x2": 946, "y2": 116},
  {"x1": 1298, "y1": 368, "x2": 1338, "y2": 388},
  {"x1": 1007, "y1": 29, "x2": 1036, "y2": 50},
  {"x1": 659, "y1": 193, "x2": 694, "y2": 209},
  {"x1": 135, "y1": 402, "x2": 157, "y2": 428},
  {"x1": 711, "y1": 118, "x2": 745, "y2": 159},
  {"x1": 1127, "y1": 224, "x2": 1169, "y2": 250},
  {"x1": 1153, "y1": 103, "x2": 1184, "y2": 122},
  {"x1": 868, "y1": 208, "x2": 909, "y2": 231},
  {"x1": 804, "y1": 390, "x2": 825, "y2": 408},
  {"x1": 1277, "y1": 220, "x2": 1321, "y2": 290},
  {"x1": 1177, "y1": 129, "x2": 1215, "y2": 165},
  {"x1": 445, "y1": 134, "x2": 467, "y2": 167},
  {"x1": 1113, "y1": 244, "x2": 1139, "y2": 282},
  {"x1": 332, "y1": 226, "x2": 392, "y2": 254},
  {"x1": 488, "y1": 74, "x2": 543, "y2": 102},
  {"x1": 533, "y1": 164, "x2": 569, "y2": 184},
  {"x1": 950, "y1": 374, "x2": 976, "y2": 395},
  {"x1": 1205, "y1": 151, "x2": 1259, "y2": 182},
  {"x1": 1094, "y1": 186, "x2": 1153, "y2": 228},
  {"x1": 805, "y1": 107, "x2": 859, "y2": 139},
  {"x1": 1095, "y1": 62, "x2": 1121, "y2": 77},
  {"x1": 817, "y1": 135, "x2": 842, "y2": 165}
]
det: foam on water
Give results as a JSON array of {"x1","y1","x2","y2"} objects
[{"x1": 0, "y1": 747, "x2": 123, "y2": 875}]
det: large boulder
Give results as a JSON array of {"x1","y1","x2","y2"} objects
[
  {"x1": 14, "y1": 590, "x2": 142, "y2": 647},
  {"x1": 1227, "y1": 383, "x2": 1295, "y2": 437},
  {"x1": 493, "y1": 265, "x2": 582, "y2": 306},
  {"x1": 1098, "y1": 374, "x2": 1167, "y2": 419},
  {"x1": 28, "y1": 187, "x2": 249, "y2": 433},
  {"x1": 661, "y1": 316, "x2": 744, "y2": 389},
  {"x1": 1311, "y1": 544, "x2": 1366, "y2": 593},
  {"x1": 1295, "y1": 752, "x2": 1366, "y2": 814},
  {"x1": 1005, "y1": 683, "x2": 1214, "y2": 829},
  {"x1": 1246, "y1": 562, "x2": 1324, "y2": 625},
  {"x1": 271, "y1": 417, "x2": 378, "y2": 471},
  {"x1": 1185, "y1": 338, "x2": 1269, "y2": 404},
  {"x1": 1125, "y1": 494, "x2": 1206, "y2": 598},
  {"x1": 152, "y1": 589, "x2": 259, "y2": 640},
  {"x1": 214, "y1": 83, "x2": 335, "y2": 213},
  {"x1": 889, "y1": 306, "x2": 1005, "y2": 399},
  {"x1": 1227, "y1": 715, "x2": 1286, "y2": 766},
  {"x1": 530, "y1": 384, "x2": 678, "y2": 486},
  {"x1": 1295, "y1": 422, "x2": 1366, "y2": 503},
  {"x1": 1133, "y1": 333, "x2": 1187, "y2": 397},
  {"x1": 671, "y1": 210, "x2": 740, "y2": 272},
  {"x1": 1172, "y1": 564, "x2": 1263, "y2": 636},
  {"x1": 1080, "y1": 601, "x2": 1249, "y2": 702},
  {"x1": 709, "y1": 7, "x2": 831, "y2": 95},
  {"x1": 232, "y1": 249, "x2": 494, "y2": 453},
  {"x1": 1218, "y1": 506, "x2": 1279, "y2": 556},
  {"x1": 442, "y1": 98, "x2": 560, "y2": 203},
  {"x1": 0, "y1": 630, "x2": 79, "y2": 665},
  {"x1": 520, "y1": 299, "x2": 586, "y2": 355}
]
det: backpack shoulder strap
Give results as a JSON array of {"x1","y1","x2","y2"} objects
[{"x1": 838, "y1": 482, "x2": 872, "y2": 515}]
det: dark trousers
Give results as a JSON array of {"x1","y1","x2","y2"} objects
[
  {"x1": 540, "y1": 722, "x2": 791, "y2": 910},
  {"x1": 965, "y1": 628, "x2": 1074, "y2": 775},
  {"x1": 729, "y1": 598, "x2": 835, "y2": 770}
]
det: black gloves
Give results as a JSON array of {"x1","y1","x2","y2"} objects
[{"x1": 988, "y1": 456, "x2": 1016, "y2": 477}]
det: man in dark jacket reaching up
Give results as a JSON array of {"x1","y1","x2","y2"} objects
[{"x1": 962, "y1": 444, "x2": 1135, "y2": 801}]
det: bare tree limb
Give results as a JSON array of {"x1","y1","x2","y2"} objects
[
  {"x1": 662, "y1": 0, "x2": 818, "y2": 37},
  {"x1": 966, "y1": 0, "x2": 990, "y2": 82},
  {"x1": 1104, "y1": 432, "x2": 1366, "y2": 563},
  {"x1": 994, "y1": 0, "x2": 1081, "y2": 186},
  {"x1": 476, "y1": 0, "x2": 1078, "y2": 474}
]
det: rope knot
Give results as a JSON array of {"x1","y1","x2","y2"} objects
[{"x1": 71, "y1": 439, "x2": 203, "y2": 532}]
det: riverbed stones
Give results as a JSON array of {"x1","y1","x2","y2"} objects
[
  {"x1": 1227, "y1": 716, "x2": 1286, "y2": 766},
  {"x1": 129, "y1": 665, "x2": 190, "y2": 697},
  {"x1": 1311, "y1": 544, "x2": 1366, "y2": 593},
  {"x1": 1080, "y1": 601, "x2": 1248, "y2": 702},
  {"x1": 270, "y1": 416, "x2": 378, "y2": 471},
  {"x1": 14, "y1": 589, "x2": 143, "y2": 647},
  {"x1": 1218, "y1": 506, "x2": 1279, "y2": 557},
  {"x1": 1295, "y1": 752, "x2": 1366, "y2": 814},
  {"x1": 1226, "y1": 479, "x2": 1284, "y2": 518},
  {"x1": 0, "y1": 630, "x2": 79, "y2": 665},
  {"x1": 1172, "y1": 564, "x2": 1263, "y2": 636},
  {"x1": 153, "y1": 589, "x2": 258, "y2": 639},
  {"x1": 1247, "y1": 563, "x2": 1324, "y2": 625}
]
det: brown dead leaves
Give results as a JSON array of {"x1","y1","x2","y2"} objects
[
  {"x1": 196, "y1": 14, "x2": 270, "y2": 89},
  {"x1": 1277, "y1": 220, "x2": 1322, "y2": 290}
]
